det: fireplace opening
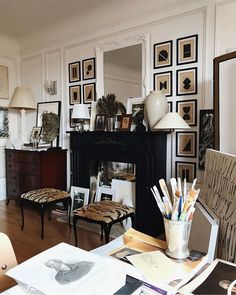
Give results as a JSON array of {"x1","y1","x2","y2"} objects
[{"x1": 89, "y1": 160, "x2": 136, "y2": 205}]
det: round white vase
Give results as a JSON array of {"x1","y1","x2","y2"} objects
[{"x1": 144, "y1": 91, "x2": 168, "y2": 130}]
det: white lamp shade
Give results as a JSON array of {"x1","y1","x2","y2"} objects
[
  {"x1": 154, "y1": 112, "x2": 190, "y2": 130},
  {"x1": 72, "y1": 104, "x2": 90, "y2": 120},
  {"x1": 8, "y1": 87, "x2": 36, "y2": 110}
]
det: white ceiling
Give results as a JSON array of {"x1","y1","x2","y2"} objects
[{"x1": 0, "y1": 0, "x2": 200, "y2": 40}]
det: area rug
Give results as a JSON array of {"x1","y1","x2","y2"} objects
[{"x1": 56, "y1": 216, "x2": 126, "y2": 239}]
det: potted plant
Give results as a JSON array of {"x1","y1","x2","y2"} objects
[{"x1": 97, "y1": 93, "x2": 126, "y2": 131}]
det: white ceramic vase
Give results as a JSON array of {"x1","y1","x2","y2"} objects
[{"x1": 144, "y1": 91, "x2": 168, "y2": 130}]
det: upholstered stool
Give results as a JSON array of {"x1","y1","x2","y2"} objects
[
  {"x1": 73, "y1": 200, "x2": 135, "y2": 246},
  {"x1": 20, "y1": 188, "x2": 71, "y2": 239}
]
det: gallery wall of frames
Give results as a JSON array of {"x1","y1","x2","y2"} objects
[{"x1": 67, "y1": 31, "x2": 212, "y2": 182}]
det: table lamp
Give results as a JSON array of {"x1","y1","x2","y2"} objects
[
  {"x1": 71, "y1": 104, "x2": 90, "y2": 132},
  {"x1": 8, "y1": 87, "x2": 36, "y2": 144},
  {"x1": 155, "y1": 112, "x2": 190, "y2": 178}
]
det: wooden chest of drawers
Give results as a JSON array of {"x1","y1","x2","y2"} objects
[{"x1": 5, "y1": 149, "x2": 67, "y2": 204}]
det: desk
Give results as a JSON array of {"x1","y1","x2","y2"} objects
[{"x1": 1, "y1": 229, "x2": 208, "y2": 295}]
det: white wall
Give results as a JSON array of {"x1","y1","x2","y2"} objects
[
  {"x1": 0, "y1": 33, "x2": 20, "y2": 200},
  {"x1": 1, "y1": 0, "x2": 235, "y2": 198}
]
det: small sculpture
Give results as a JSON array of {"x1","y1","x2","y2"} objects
[{"x1": 134, "y1": 109, "x2": 146, "y2": 132}]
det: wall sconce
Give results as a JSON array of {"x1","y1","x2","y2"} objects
[{"x1": 44, "y1": 80, "x2": 57, "y2": 95}]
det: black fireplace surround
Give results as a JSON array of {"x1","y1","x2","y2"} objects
[{"x1": 68, "y1": 131, "x2": 167, "y2": 237}]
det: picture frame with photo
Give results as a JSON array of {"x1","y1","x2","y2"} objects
[
  {"x1": 175, "y1": 161, "x2": 196, "y2": 182},
  {"x1": 83, "y1": 82, "x2": 96, "y2": 104},
  {"x1": 126, "y1": 97, "x2": 147, "y2": 131},
  {"x1": 95, "y1": 114, "x2": 106, "y2": 131},
  {"x1": 177, "y1": 67, "x2": 197, "y2": 96},
  {"x1": 154, "y1": 71, "x2": 172, "y2": 97},
  {"x1": 70, "y1": 186, "x2": 89, "y2": 214},
  {"x1": 153, "y1": 40, "x2": 173, "y2": 69},
  {"x1": 36, "y1": 101, "x2": 61, "y2": 147},
  {"x1": 0, "y1": 107, "x2": 9, "y2": 138},
  {"x1": 95, "y1": 186, "x2": 116, "y2": 202},
  {"x1": 82, "y1": 57, "x2": 96, "y2": 80},
  {"x1": 69, "y1": 85, "x2": 81, "y2": 105},
  {"x1": 30, "y1": 126, "x2": 41, "y2": 139},
  {"x1": 120, "y1": 114, "x2": 132, "y2": 131},
  {"x1": 176, "y1": 99, "x2": 197, "y2": 126},
  {"x1": 68, "y1": 61, "x2": 81, "y2": 83},
  {"x1": 177, "y1": 34, "x2": 198, "y2": 65},
  {"x1": 69, "y1": 109, "x2": 76, "y2": 128},
  {"x1": 176, "y1": 131, "x2": 197, "y2": 158}
]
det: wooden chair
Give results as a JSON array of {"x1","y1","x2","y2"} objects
[
  {"x1": 0, "y1": 233, "x2": 18, "y2": 292},
  {"x1": 201, "y1": 149, "x2": 236, "y2": 263},
  {"x1": 20, "y1": 188, "x2": 71, "y2": 239}
]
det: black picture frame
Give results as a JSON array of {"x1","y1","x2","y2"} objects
[
  {"x1": 69, "y1": 85, "x2": 81, "y2": 105},
  {"x1": 199, "y1": 109, "x2": 214, "y2": 170},
  {"x1": 95, "y1": 114, "x2": 106, "y2": 131},
  {"x1": 82, "y1": 57, "x2": 96, "y2": 80},
  {"x1": 176, "y1": 99, "x2": 197, "y2": 126},
  {"x1": 176, "y1": 67, "x2": 197, "y2": 96},
  {"x1": 177, "y1": 34, "x2": 198, "y2": 65},
  {"x1": 83, "y1": 82, "x2": 96, "y2": 104},
  {"x1": 175, "y1": 161, "x2": 196, "y2": 182},
  {"x1": 168, "y1": 101, "x2": 173, "y2": 112},
  {"x1": 68, "y1": 61, "x2": 81, "y2": 83},
  {"x1": 69, "y1": 109, "x2": 76, "y2": 128},
  {"x1": 36, "y1": 101, "x2": 61, "y2": 147},
  {"x1": 154, "y1": 71, "x2": 172, "y2": 97},
  {"x1": 153, "y1": 40, "x2": 173, "y2": 69},
  {"x1": 176, "y1": 131, "x2": 197, "y2": 158}
]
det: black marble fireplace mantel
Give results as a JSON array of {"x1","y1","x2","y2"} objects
[{"x1": 67, "y1": 131, "x2": 167, "y2": 237}]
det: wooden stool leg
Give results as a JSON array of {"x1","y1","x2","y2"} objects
[
  {"x1": 73, "y1": 216, "x2": 78, "y2": 247},
  {"x1": 102, "y1": 223, "x2": 112, "y2": 244},
  {"x1": 40, "y1": 204, "x2": 45, "y2": 240},
  {"x1": 130, "y1": 213, "x2": 135, "y2": 228},
  {"x1": 20, "y1": 199, "x2": 24, "y2": 231}
]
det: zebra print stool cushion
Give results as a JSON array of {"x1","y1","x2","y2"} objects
[
  {"x1": 20, "y1": 188, "x2": 70, "y2": 203},
  {"x1": 73, "y1": 200, "x2": 134, "y2": 223}
]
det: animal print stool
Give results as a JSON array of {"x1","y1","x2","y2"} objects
[
  {"x1": 20, "y1": 188, "x2": 71, "y2": 239},
  {"x1": 73, "y1": 200, "x2": 135, "y2": 246}
]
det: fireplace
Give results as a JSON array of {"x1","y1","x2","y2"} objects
[{"x1": 68, "y1": 131, "x2": 167, "y2": 236}]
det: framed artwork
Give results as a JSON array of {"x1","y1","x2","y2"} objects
[
  {"x1": 176, "y1": 131, "x2": 197, "y2": 158},
  {"x1": 0, "y1": 107, "x2": 9, "y2": 138},
  {"x1": 95, "y1": 114, "x2": 106, "y2": 131},
  {"x1": 154, "y1": 71, "x2": 172, "y2": 97},
  {"x1": 70, "y1": 186, "x2": 89, "y2": 214},
  {"x1": 69, "y1": 109, "x2": 76, "y2": 128},
  {"x1": 177, "y1": 34, "x2": 198, "y2": 65},
  {"x1": 175, "y1": 161, "x2": 196, "y2": 182},
  {"x1": 168, "y1": 101, "x2": 173, "y2": 112},
  {"x1": 120, "y1": 114, "x2": 132, "y2": 131},
  {"x1": 126, "y1": 97, "x2": 147, "y2": 130},
  {"x1": 68, "y1": 61, "x2": 81, "y2": 83},
  {"x1": 153, "y1": 40, "x2": 173, "y2": 69},
  {"x1": 69, "y1": 85, "x2": 81, "y2": 105},
  {"x1": 83, "y1": 82, "x2": 96, "y2": 104},
  {"x1": 199, "y1": 109, "x2": 214, "y2": 170},
  {"x1": 0, "y1": 65, "x2": 9, "y2": 99},
  {"x1": 176, "y1": 99, "x2": 197, "y2": 126},
  {"x1": 30, "y1": 126, "x2": 41, "y2": 139},
  {"x1": 177, "y1": 67, "x2": 197, "y2": 96},
  {"x1": 95, "y1": 186, "x2": 116, "y2": 202},
  {"x1": 82, "y1": 57, "x2": 96, "y2": 80},
  {"x1": 36, "y1": 101, "x2": 61, "y2": 147}
]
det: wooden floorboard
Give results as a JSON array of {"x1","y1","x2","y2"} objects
[{"x1": 0, "y1": 200, "x2": 105, "y2": 264}]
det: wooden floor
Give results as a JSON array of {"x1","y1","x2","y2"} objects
[{"x1": 0, "y1": 200, "x2": 104, "y2": 264}]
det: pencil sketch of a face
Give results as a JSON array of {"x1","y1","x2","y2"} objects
[{"x1": 45, "y1": 259, "x2": 94, "y2": 285}]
